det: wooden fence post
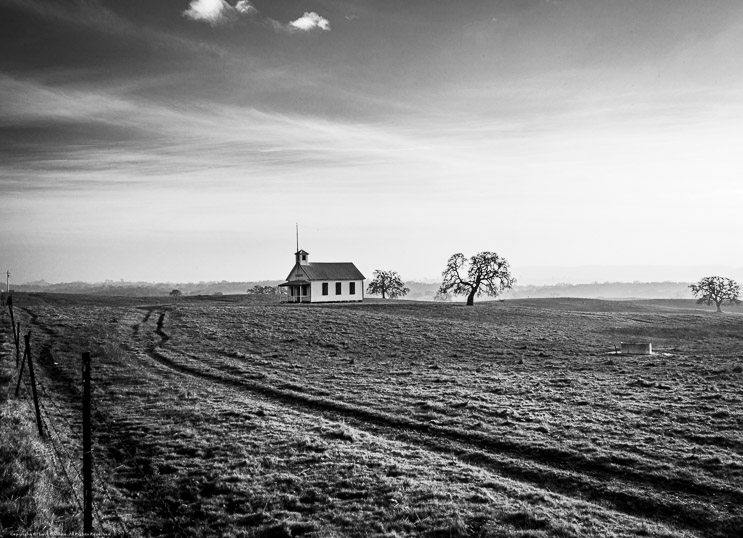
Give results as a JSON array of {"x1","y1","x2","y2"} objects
[
  {"x1": 14, "y1": 322, "x2": 20, "y2": 368},
  {"x1": 7, "y1": 298, "x2": 20, "y2": 368},
  {"x1": 82, "y1": 352, "x2": 93, "y2": 536},
  {"x1": 24, "y1": 332, "x2": 44, "y2": 438},
  {"x1": 15, "y1": 334, "x2": 27, "y2": 397}
]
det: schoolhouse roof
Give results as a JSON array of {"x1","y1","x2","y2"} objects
[{"x1": 288, "y1": 262, "x2": 365, "y2": 282}]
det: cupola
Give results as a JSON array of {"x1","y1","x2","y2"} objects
[{"x1": 295, "y1": 250, "x2": 310, "y2": 265}]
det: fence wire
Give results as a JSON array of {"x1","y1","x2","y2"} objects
[
  {"x1": 37, "y1": 378, "x2": 83, "y2": 436},
  {"x1": 10, "y1": 316, "x2": 131, "y2": 538}
]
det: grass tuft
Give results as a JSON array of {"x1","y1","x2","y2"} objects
[{"x1": 0, "y1": 367, "x2": 76, "y2": 535}]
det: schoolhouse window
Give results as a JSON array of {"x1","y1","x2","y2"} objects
[
  {"x1": 335, "y1": 282, "x2": 342, "y2": 295},
  {"x1": 350, "y1": 282, "x2": 356, "y2": 295},
  {"x1": 322, "y1": 283, "x2": 328, "y2": 295}
]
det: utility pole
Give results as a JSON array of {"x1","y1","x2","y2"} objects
[{"x1": 5, "y1": 270, "x2": 9, "y2": 294}]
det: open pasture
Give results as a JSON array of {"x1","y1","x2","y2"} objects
[{"x1": 5, "y1": 295, "x2": 743, "y2": 537}]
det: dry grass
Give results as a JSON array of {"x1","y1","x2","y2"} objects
[
  {"x1": 3, "y1": 294, "x2": 743, "y2": 537},
  {"x1": 0, "y1": 323, "x2": 77, "y2": 536}
]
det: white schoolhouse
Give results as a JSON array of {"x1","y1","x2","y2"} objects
[{"x1": 279, "y1": 250, "x2": 365, "y2": 303}]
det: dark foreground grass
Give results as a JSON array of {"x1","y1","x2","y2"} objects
[
  {"x1": 0, "y1": 328, "x2": 77, "y2": 536},
  {"x1": 5, "y1": 294, "x2": 743, "y2": 537}
]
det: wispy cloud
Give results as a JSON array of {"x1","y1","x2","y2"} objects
[
  {"x1": 3, "y1": 0, "x2": 232, "y2": 59},
  {"x1": 0, "y1": 75, "x2": 140, "y2": 124},
  {"x1": 3, "y1": 0, "x2": 137, "y2": 36},
  {"x1": 0, "y1": 72, "x2": 457, "y2": 197}
]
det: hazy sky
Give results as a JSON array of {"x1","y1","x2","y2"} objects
[{"x1": 2, "y1": 0, "x2": 743, "y2": 285}]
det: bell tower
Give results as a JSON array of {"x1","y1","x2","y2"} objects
[{"x1": 295, "y1": 250, "x2": 309, "y2": 266}]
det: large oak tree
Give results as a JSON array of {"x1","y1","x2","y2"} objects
[
  {"x1": 689, "y1": 276, "x2": 740, "y2": 312},
  {"x1": 439, "y1": 252, "x2": 515, "y2": 306}
]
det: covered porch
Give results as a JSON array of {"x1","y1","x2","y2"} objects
[{"x1": 278, "y1": 279, "x2": 311, "y2": 303}]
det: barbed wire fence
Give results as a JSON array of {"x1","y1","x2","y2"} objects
[{"x1": 3, "y1": 293, "x2": 132, "y2": 538}]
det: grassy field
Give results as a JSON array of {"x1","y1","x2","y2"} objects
[{"x1": 2, "y1": 294, "x2": 742, "y2": 537}]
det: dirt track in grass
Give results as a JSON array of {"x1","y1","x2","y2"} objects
[{"x1": 6, "y1": 294, "x2": 743, "y2": 537}]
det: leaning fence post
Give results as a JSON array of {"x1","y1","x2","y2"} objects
[
  {"x1": 82, "y1": 352, "x2": 93, "y2": 536},
  {"x1": 24, "y1": 332, "x2": 44, "y2": 438}
]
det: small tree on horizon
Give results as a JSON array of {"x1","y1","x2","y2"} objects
[
  {"x1": 247, "y1": 285, "x2": 279, "y2": 295},
  {"x1": 439, "y1": 251, "x2": 515, "y2": 306},
  {"x1": 689, "y1": 276, "x2": 740, "y2": 312},
  {"x1": 434, "y1": 289, "x2": 452, "y2": 302},
  {"x1": 366, "y1": 270, "x2": 410, "y2": 299},
  {"x1": 169, "y1": 289, "x2": 182, "y2": 297}
]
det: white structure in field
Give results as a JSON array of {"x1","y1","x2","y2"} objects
[
  {"x1": 279, "y1": 250, "x2": 365, "y2": 303},
  {"x1": 621, "y1": 342, "x2": 652, "y2": 355}
]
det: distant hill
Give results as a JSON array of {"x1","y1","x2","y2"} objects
[
  {"x1": 11, "y1": 279, "x2": 693, "y2": 300},
  {"x1": 402, "y1": 281, "x2": 693, "y2": 301},
  {"x1": 11, "y1": 280, "x2": 283, "y2": 297},
  {"x1": 505, "y1": 281, "x2": 693, "y2": 300}
]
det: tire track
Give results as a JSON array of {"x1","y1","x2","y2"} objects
[{"x1": 139, "y1": 310, "x2": 737, "y2": 537}]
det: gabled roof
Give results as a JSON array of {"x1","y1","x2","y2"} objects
[
  {"x1": 304, "y1": 263, "x2": 365, "y2": 280},
  {"x1": 287, "y1": 262, "x2": 365, "y2": 282}
]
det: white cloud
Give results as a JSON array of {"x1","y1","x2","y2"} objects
[
  {"x1": 235, "y1": 0, "x2": 257, "y2": 16},
  {"x1": 183, "y1": 0, "x2": 229, "y2": 25},
  {"x1": 183, "y1": 2, "x2": 329, "y2": 34},
  {"x1": 289, "y1": 12, "x2": 331, "y2": 32},
  {"x1": 183, "y1": 0, "x2": 256, "y2": 26}
]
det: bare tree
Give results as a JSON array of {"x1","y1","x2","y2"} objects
[
  {"x1": 689, "y1": 276, "x2": 740, "y2": 312},
  {"x1": 439, "y1": 252, "x2": 515, "y2": 306},
  {"x1": 366, "y1": 270, "x2": 410, "y2": 299}
]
